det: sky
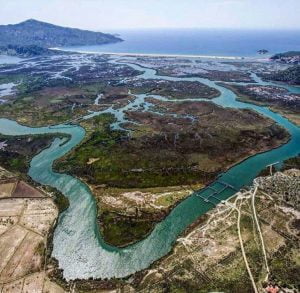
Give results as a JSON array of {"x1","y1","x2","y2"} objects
[{"x1": 0, "y1": 0, "x2": 300, "y2": 31}]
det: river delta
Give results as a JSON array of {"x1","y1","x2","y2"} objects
[{"x1": 0, "y1": 52, "x2": 299, "y2": 292}]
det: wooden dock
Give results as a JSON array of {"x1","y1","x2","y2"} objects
[{"x1": 196, "y1": 180, "x2": 238, "y2": 206}]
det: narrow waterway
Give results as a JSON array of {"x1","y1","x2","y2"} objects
[{"x1": 0, "y1": 57, "x2": 299, "y2": 280}]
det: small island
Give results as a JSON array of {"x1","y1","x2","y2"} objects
[{"x1": 257, "y1": 49, "x2": 269, "y2": 54}]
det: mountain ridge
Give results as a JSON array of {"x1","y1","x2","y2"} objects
[{"x1": 0, "y1": 19, "x2": 122, "y2": 48}]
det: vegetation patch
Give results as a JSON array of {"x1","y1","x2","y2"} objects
[
  {"x1": 0, "y1": 134, "x2": 57, "y2": 176},
  {"x1": 99, "y1": 211, "x2": 155, "y2": 247}
]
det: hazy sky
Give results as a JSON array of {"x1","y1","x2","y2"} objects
[{"x1": 0, "y1": 0, "x2": 300, "y2": 31}]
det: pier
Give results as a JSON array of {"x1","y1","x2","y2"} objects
[
  {"x1": 217, "y1": 180, "x2": 238, "y2": 191},
  {"x1": 266, "y1": 161, "x2": 280, "y2": 175},
  {"x1": 196, "y1": 180, "x2": 238, "y2": 206},
  {"x1": 195, "y1": 193, "x2": 216, "y2": 206},
  {"x1": 207, "y1": 186, "x2": 218, "y2": 193},
  {"x1": 207, "y1": 193, "x2": 221, "y2": 203}
]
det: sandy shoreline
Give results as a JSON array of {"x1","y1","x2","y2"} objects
[{"x1": 51, "y1": 47, "x2": 268, "y2": 61}]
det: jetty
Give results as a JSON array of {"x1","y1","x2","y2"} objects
[{"x1": 196, "y1": 180, "x2": 238, "y2": 206}]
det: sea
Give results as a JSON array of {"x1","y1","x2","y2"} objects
[{"x1": 61, "y1": 29, "x2": 300, "y2": 58}]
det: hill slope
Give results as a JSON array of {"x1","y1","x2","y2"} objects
[
  {"x1": 0, "y1": 19, "x2": 122, "y2": 47},
  {"x1": 270, "y1": 51, "x2": 300, "y2": 64}
]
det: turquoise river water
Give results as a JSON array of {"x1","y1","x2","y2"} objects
[{"x1": 0, "y1": 58, "x2": 299, "y2": 280}]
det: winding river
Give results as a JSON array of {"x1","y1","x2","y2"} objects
[{"x1": 0, "y1": 57, "x2": 299, "y2": 280}]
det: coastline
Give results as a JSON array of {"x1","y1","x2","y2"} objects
[
  {"x1": 1, "y1": 49, "x2": 298, "y2": 280},
  {"x1": 50, "y1": 47, "x2": 262, "y2": 61}
]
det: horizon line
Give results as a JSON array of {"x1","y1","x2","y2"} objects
[{"x1": 1, "y1": 19, "x2": 300, "y2": 32}]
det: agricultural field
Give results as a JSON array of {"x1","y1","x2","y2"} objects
[{"x1": 0, "y1": 167, "x2": 65, "y2": 293}]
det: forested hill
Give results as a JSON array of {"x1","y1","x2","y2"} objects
[
  {"x1": 270, "y1": 51, "x2": 300, "y2": 64},
  {"x1": 0, "y1": 19, "x2": 122, "y2": 47}
]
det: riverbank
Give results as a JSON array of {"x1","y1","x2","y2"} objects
[
  {"x1": 47, "y1": 166, "x2": 300, "y2": 292},
  {"x1": 53, "y1": 97, "x2": 290, "y2": 247},
  {"x1": 220, "y1": 82, "x2": 300, "y2": 126},
  {"x1": 0, "y1": 51, "x2": 299, "y2": 281}
]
